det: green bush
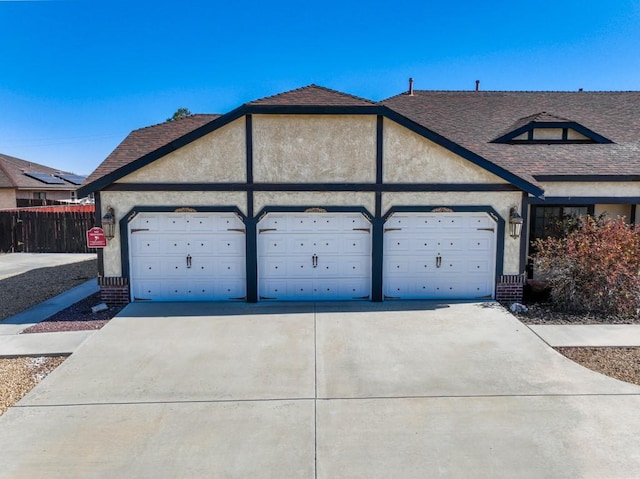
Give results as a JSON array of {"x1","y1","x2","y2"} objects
[{"x1": 533, "y1": 216, "x2": 640, "y2": 316}]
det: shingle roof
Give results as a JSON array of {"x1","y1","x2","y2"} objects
[
  {"x1": 248, "y1": 84, "x2": 376, "y2": 106},
  {"x1": 81, "y1": 87, "x2": 640, "y2": 195},
  {"x1": 83, "y1": 114, "x2": 220, "y2": 186},
  {"x1": 0, "y1": 153, "x2": 79, "y2": 190},
  {"x1": 382, "y1": 91, "x2": 640, "y2": 183}
]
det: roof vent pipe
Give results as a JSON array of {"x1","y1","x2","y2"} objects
[
  {"x1": 475, "y1": 80, "x2": 480, "y2": 91},
  {"x1": 408, "y1": 77, "x2": 414, "y2": 96}
]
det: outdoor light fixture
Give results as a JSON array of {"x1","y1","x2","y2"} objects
[
  {"x1": 102, "y1": 207, "x2": 115, "y2": 239},
  {"x1": 509, "y1": 207, "x2": 524, "y2": 239}
]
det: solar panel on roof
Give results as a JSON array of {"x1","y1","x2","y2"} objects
[
  {"x1": 55, "y1": 173, "x2": 86, "y2": 185},
  {"x1": 23, "y1": 171, "x2": 66, "y2": 184}
]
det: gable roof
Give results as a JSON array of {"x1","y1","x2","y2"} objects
[
  {"x1": 382, "y1": 91, "x2": 640, "y2": 182},
  {"x1": 248, "y1": 84, "x2": 376, "y2": 107},
  {"x1": 0, "y1": 153, "x2": 80, "y2": 190},
  {"x1": 83, "y1": 114, "x2": 220, "y2": 186},
  {"x1": 80, "y1": 86, "x2": 640, "y2": 198}
]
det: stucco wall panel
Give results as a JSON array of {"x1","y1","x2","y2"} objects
[
  {"x1": 119, "y1": 119, "x2": 246, "y2": 183},
  {"x1": 541, "y1": 182, "x2": 640, "y2": 197},
  {"x1": 383, "y1": 119, "x2": 505, "y2": 184},
  {"x1": 100, "y1": 191, "x2": 247, "y2": 276},
  {"x1": 253, "y1": 115, "x2": 377, "y2": 183},
  {"x1": 0, "y1": 189, "x2": 15, "y2": 209},
  {"x1": 382, "y1": 192, "x2": 522, "y2": 275},
  {"x1": 594, "y1": 204, "x2": 632, "y2": 220},
  {"x1": 254, "y1": 192, "x2": 375, "y2": 216}
]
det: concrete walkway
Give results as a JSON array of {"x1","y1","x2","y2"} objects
[
  {"x1": 0, "y1": 331, "x2": 95, "y2": 357},
  {"x1": 0, "y1": 252, "x2": 96, "y2": 280},
  {"x1": 530, "y1": 324, "x2": 640, "y2": 347},
  {"x1": 0, "y1": 278, "x2": 99, "y2": 336},
  {"x1": 1, "y1": 301, "x2": 640, "y2": 478}
]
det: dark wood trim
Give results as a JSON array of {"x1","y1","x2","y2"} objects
[
  {"x1": 528, "y1": 196, "x2": 640, "y2": 205},
  {"x1": 376, "y1": 115, "x2": 383, "y2": 185},
  {"x1": 519, "y1": 192, "x2": 529, "y2": 275},
  {"x1": 94, "y1": 191, "x2": 104, "y2": 277},
  {"x1": 79, "y1": 104, "x2": 544, "y2": 199},
  {"x1": 535, "y1": 175, "x2": 640, "y2": 182},
  {"x1": 245, "y1": 217, "x2": 258, "y2": 302},
  {"x1": 492, "y1": 121, "x2": 613, "y2": 144},
  {"x1": 104, "y1": 182, "x2": 521, "y2": 193}
]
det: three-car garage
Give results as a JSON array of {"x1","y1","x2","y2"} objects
[{"x1": 127, "y1": 210, "x2": 498, "y2": 302}]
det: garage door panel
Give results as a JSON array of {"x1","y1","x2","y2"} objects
[
  {"x1": 286, "y1": 258, "x2": 312, "y2": 276},
  {"x1": 129, "y1": 212, "x2": 246, "y2": 302},
  {"x1": 131, "y1": 237, "x2": 162, "y2": 255},
  {"x1": 163, "y1": 238, "x2": 188, "y2": 254},
  {"x1": 257, "y1": 212, "x2": 372, "y2": 300},
  {"x1": 383, "y1": 212, "x2": 496, "y2": 300},
  {"x1": 216, "y1": 236, "x2": 245, "y2": 255}
]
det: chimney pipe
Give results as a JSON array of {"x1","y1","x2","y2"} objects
[
  {"x1": 408, "y1": 77, "x2": 414, "y2": 96},
  {"x1": 475, "y1": 80, "x2": 480, "y2": 92}
]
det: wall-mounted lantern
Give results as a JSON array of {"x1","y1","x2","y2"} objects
[
  {"x1": 509, "y1": 207, "x2": 524, "y2": 239},
  {"x1": 102, "y1": 207, "x2": 115, "y2": 239}
]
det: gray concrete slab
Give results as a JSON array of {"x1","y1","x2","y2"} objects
[
  {"x1": 0, "y1": 330, "x2": 94, "y2": 357},
  {"x1": 0, "y1": 278, "x2": 98, "y2": 335},
  {"x1": 21, "y1": 301, "x2": 316, "y2": 405},
  {"x1": 0, "y1": 253, "x2": 96, "y2": 280},
  {"x1": 0, "y1": 400, "x2": 315, "y2": 479},
  {"x1": 317, "y1": 395, "x2": 640, "y2": 479},
  {"x1": 3, "y1": 300, "x2": 640, "y2": 478},
  {"x1": 316, "y1": 302, "x2": 640, "y2": 398},
  {"x1": 530, "y1": 324, "x2": 640, "y2": 347}
]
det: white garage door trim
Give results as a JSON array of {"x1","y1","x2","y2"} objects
[
  {"x1": 383, "y1": 211, "x2": 497, "y2": 300},
  {"x1": 257, "y1": 212, "x2": 372, "y2": 300},
  {"x1": 129, "y1": 212, "x2": 246, "y2": 301}
]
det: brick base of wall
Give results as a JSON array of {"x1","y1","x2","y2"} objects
[
  {"x1": 495, "y1": 274, "x2": 525, "y2": 303},
  {"x1": 99, "y1": 276, "x2": 130, "y2": 305}
]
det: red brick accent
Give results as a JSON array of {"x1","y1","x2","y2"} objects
[
  {"x1": 495, "y1": 274, "x2": 525, "y2": 303},
  {"x1": 98, "y1": 276, "x2": 130, "y2": 305}
]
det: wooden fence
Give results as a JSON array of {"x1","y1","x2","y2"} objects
[{"x1": 0, "y1": 207, "x2": 96, "y2": 253}]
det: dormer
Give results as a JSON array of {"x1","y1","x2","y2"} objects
[{"x1": 491, "y1": 112, "x2": 613, "y2": 144}]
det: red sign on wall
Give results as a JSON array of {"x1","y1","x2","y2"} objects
[{"x1": 86, "y1": 227, "x2": 107, "y2": 248}]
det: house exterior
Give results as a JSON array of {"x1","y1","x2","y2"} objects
[
  {"x1": 0, "y1": 153, "x2": 86, "y2": 209},
  {"x1": 78, "y1": 85, "x2": 640, "y2": 304}
]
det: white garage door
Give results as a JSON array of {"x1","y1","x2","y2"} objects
[
  {"x1": 258, "y1": 212, "x2": 372, "y2": 300},
  {"x1": 384, "y1": 212, "x2": 497, "y2": 300},
  {"x1": 129, "y1": 212, "x2": 246, "y2": 301}
]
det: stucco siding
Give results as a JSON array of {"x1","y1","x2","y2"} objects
[
  {"x1": 594, "y1": 204, "x2": 632, "y2": 220},
  {"x1": 252, "y1": 115, "x2": 377, "y2": 183},
  {"x1": 383, "y1": 119, "x2": 506, "y2": 184},
  {"x1": 119, "y1": 118, "x2": 246, "y2": 183},
  {"x1": 382, "y1": 191, "x2": 522, "y2": 275},
  {"x1": 540, "y1": 182, "x2": 640, "y2": 197},
  {"x1": 0, "y1": 189, "x2": 15, "y2": 209},
  {"x1": 100, "y1": 191, "x2": 247, "y2": 276},
  {"x1": 254, "y1": 191, "x2": 375, "y2": 216}
]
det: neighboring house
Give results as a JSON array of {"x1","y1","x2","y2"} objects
[
  {"x1": 77, "y1": 85, "x2": 640, "y2": 305},
  {"x1": 0, "y1": 153, "x2": 87, "y2": 209}
]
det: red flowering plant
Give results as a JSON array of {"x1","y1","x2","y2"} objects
[{"x1": 533, "y1": 216, "x2": 640, "y2": 317}]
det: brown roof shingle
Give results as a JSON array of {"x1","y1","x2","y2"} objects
[
  {"x1": 248, "y1": 84, "x2": 376, "y2": 106},
  {"x1": 0, "y1": 153, "x2": 78, "y2": 190},
  {"x1": 83, "y1": 114, "x2": 220, "y2": 186},
  {"x1": 382, "y1": 90, "x2": 640, "y2": 183}
]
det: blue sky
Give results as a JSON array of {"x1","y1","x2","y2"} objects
[{"x1": 1, "y1": 0, "x2": 639, "y2": 175}]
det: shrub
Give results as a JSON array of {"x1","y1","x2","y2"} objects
[{"x1": 533, "y1": 216, "x2": 640, "y2": 316}]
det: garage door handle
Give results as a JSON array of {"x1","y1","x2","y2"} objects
[
  {"x1": 312, "y1": 254, "x2": 318, "y2": 268},
  {"x1": 186, "y1": 254, "x2": 192, "y2": 268},
  {"x1": 436, "y1": 255, "x2": 442, "y2": 268}
]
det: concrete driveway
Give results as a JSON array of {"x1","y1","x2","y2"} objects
[{"x1": 1, "y1": 301, "x2": 640, "y2": 478}]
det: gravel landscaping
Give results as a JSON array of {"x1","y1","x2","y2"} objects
[{"x1": 0, "y1": 259, "x2": 97, "y2": 322}]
